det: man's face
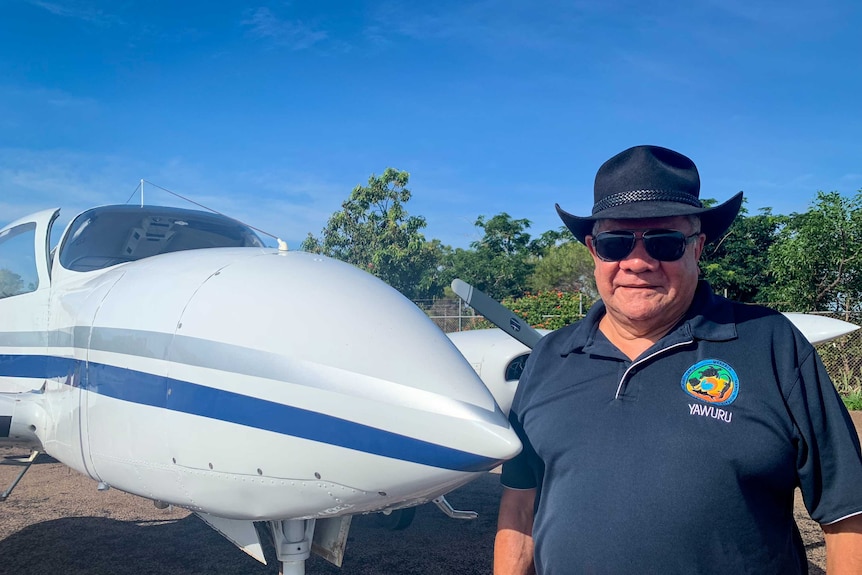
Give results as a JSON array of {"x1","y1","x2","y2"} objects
[{"x1": 586, "y1": 216, "x2": 705, "y2": 328}]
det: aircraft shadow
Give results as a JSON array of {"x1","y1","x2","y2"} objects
[
  {"x1": 0, "y1": 473, "x2": 504, "y2": 575},
  {"x1": 1, "y1": 451, "x2": 59, "y2": 465}
]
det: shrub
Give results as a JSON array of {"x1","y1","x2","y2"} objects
[
  {"x1": 502, "y1": 291, "x2": 594, "y2": 331},
  {"x1": 843, "y1": 391, "x2": 862, "y2": 412}
]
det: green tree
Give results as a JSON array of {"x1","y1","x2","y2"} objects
[
  {"x1": 474, "y1": 213, "x2": 533, "y2": 255},
  {"x1": 442, "y1": 213, "x2": 535, "y2": 300},
  {"x1": 699, "y1": 202, "x2": 784, "y2": 303},
  {"x1": 301, "y1": 168, "x2": 443, "y2": 300},
  {"x1": 529, "y1": 227, "x2": 570, "y2": 254},
  {"x1": 761, "y1": 190, "x2": 862, "y2": 312},
  {"x1": 529, "y1": 240, "x2": 596, "y2": 297}
]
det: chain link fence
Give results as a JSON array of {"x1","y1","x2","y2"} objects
[
  {"x1": 811, "y1": 312, "x2": 862, "y2": 398},
  {"x1": 414, "y1": 298, "x2": 487, "y2": 333},
  {"x1": 416, "y1": 299, "x2": 862, "y2": 399}
]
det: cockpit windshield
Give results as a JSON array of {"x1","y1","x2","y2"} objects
[{"x1": 58, "y1": 205, "x2": 265, "y2": 272}]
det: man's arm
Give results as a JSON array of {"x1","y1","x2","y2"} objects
[
  {"x1": 494, "y1": 487, "x2": 536, "y2": 575},
  {"x1": 823, "y1": 513, "x2": 862, "y2": 574}
]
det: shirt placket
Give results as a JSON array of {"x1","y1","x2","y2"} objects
[{"x1": 613, "y1": 339, "x2": 694, "y2": 399}]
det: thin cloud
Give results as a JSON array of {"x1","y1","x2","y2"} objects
[
  {"x1": 0, "y1": 149, "x2": 123, "y2": 207},
  {"x1": 26, "y1": 0, "x2": 121, "y2": 26},
  {"x1": 241, "y1": 7, "x2": 328, "y2": 50},
  {"x1": 366, "y1": 0, "x2": 597, "y2": 54},
  {"x1": 703, "y1": 0, "x2": 834, "y2": 30},
  {"x1": 0, "y1": 84, "x2": 99, "y2": 116},
  {"x1": 0, "y1": 149, "x2": 349, "y2": 247}
]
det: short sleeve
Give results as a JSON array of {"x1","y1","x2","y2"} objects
[
  {"x1": 500, "y1": 345, "x2": 546, "y2": 490},
  {"x1": 788, "y1": 348, "x2": 862, "y2": 524},
  {"x1": 500, "y1": 407, "x2": 540, "y2": 489}
]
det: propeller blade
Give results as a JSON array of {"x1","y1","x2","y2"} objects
[{"x1": 451, "y1": 279, "x2": 544, "y2": 349}]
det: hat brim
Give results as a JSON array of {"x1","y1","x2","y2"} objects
[{"x1": 556, "y1": 191, "x2": 743, "y2": 245}]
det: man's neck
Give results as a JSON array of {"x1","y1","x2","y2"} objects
[{"x1": 598, "y1": 310, "x2": 687, "y2": 361}]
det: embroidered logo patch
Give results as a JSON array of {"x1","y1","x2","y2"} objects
[{"x1": 681, "y1": 360, "x2": 739, "y2": 405}]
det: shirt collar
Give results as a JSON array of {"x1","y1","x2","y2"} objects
[{"x1": 554, "y1": 280, "x2": 737, "y2": 356}]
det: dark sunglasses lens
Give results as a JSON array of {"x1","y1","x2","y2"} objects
[
  {"x1": 594, "y1": 233, "x2": 635, "y2": 261},
  {"x1": 643, "y1": 231, "x2": 687, "y2": 261},
  {"x1": 594, "y1": 230, "x2": 691, "y2": 261}
]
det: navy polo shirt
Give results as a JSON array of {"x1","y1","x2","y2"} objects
[{"x1": 502, "y1": 281, "x2": 862, "y2": 574}]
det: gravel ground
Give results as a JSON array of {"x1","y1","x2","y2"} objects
[{"x1": 1, "y1": 413, "x2": 859, "y2": 575}]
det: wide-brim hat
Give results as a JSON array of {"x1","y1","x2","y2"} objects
[{"x1": 556, "y1": 145, "x2": 743, "y2": 244}]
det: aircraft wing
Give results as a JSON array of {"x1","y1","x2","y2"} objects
[{"x1": 783, "y1": 312, "x2": 859, "y2": 345}]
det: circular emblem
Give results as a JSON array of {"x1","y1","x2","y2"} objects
[{"x1": 681, "y1": 360, "x2": 739, "y2": 405}]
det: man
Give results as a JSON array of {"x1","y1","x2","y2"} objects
[{"x1": 494, "y1": 145, "x2": 862, "y2": 574}]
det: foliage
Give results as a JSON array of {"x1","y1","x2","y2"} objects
[
  {"x1": 473, "y1": 213, "x2": 533, "y2": 255},
  {"x1": 528, "y1": 226, "x2": 570, "y2": 255},
  {"x1": 761, "y1": 190, "x2": 862, "y2": 312},
  {"x1": 699, "y1": 202, "x2": 784, "y2": 303},
  {"x1": 301, "y1": 168, "x2": 444, "y2": 300},
  {"x1": 529, "y1": 240, "x2": 596, "y2": 297},
  {"x1": 441, "y1": 213, "x2": 536, "y2": 300},
  {"x1": 501, "y1": 290, "x2": 594, "y2": 331},
  {"x1": 843, "y1": 391, "x2": 862, "y2": 412}
]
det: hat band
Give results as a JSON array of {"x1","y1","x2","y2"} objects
[{"x1": 592, "y1": 189, "x2": 702, "y2": 215}]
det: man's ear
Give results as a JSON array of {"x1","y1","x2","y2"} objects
[
  {"x1": 693, "y1": 233, "x2": 707, "y2": 261},
  {"x1": 585, "y1": 236, "x2": 602, "y2": 263}
]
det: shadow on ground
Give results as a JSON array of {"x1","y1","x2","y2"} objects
[{"x1": 0, "y1": 474, "x2": 502, "y2": 575}]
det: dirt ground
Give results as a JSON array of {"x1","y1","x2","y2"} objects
[{"x1": 1, "y1": 413, "x2": 859, "y2": 575}]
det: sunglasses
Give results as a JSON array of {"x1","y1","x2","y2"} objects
[{"x1": 591, "y1": 229, "x2": 701, "y2": 262}]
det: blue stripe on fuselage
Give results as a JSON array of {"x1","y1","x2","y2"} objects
[{"x1": 0, "y1": 354, "x2": 501, "y2": 472}]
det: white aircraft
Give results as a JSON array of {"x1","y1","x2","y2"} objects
[
  {"x1": 0, "y1": 204, "x2": 857, "y2": 573},
  {"x1": 0, "y1": 204, "x2": 521, "y2": 574}
]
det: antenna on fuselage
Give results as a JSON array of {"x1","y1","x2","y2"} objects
[{"x1": 138, "y1": 180, "x2": 281, "y2": 243}]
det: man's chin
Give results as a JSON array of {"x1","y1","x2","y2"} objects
[{"x1": 610, "y1": 295, "x2": 669, "y2": 323}]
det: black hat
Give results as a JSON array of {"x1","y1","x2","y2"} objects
[{"x1": 556, "y1": 145, "x2": 743, "y2": 244}]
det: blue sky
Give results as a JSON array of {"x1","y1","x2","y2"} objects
[{"x1": 1, "y1": 0, "x2": 860, "y2": 249}]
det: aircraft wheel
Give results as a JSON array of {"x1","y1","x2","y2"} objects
[{"x1": 375, "y1": 506, "x2": 417, "y2": 530}]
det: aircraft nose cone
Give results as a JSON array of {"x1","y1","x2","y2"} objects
[
  {"x1": 170, "y1": 251, "x2": 521, "y2": 470},
  {"x1": 78, "y1": 248, "x2": 520, "y2": 519}
]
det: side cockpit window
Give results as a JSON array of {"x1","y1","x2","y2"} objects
[
  {"x1": 505, "y1": 353, "x2": 530, "y2": 382},
  {"x1": 0, "y1": 223, "x2": 39, "y2": 299}
]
